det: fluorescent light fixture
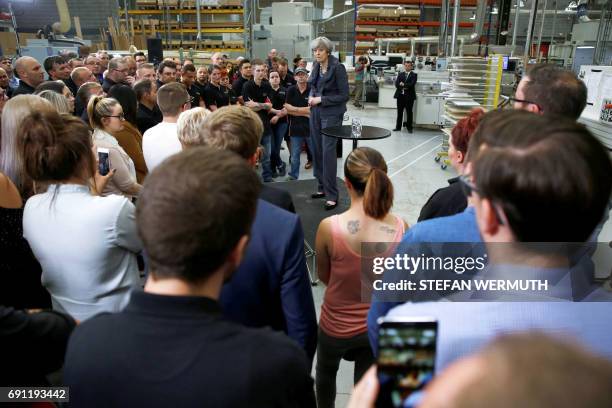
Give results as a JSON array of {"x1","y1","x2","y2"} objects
[
  {"x1": 576, "y1": 46, "x2": 594, "y2": 49},
  {"x1": 344, "y1": 0, "x2": 352, "y2": 5}
]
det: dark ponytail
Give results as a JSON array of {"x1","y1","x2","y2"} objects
[
  {"x1": 19, "y1": 110, "x2": 94, "y2": 184},
  {"x1": 344, "y1": 147, "x2": 394, "y2": 220}
]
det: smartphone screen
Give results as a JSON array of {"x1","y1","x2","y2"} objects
[
  {"x1": 376, "y1": 317, "x2": 438, "y2": 408},
  {"x1": 98, "y1": 148, "x2": 110, "y2": 176}
]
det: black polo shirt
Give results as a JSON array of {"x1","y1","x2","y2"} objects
[
  {"x1": 64, "y1": 290, "x2": 316, "y2": 408},
  {"x1": 242, "y1": 79, "x2": 273, "y2": 132},
  {"x1": 231, "y1": 75, "x2": 250, "y2": 98},
  {"x1": 136, "y1": 103, "x2": 163, "y2": 134},
  {"x1": 204, "y1": 83, "x2": 230, "y2": 109},
  {"x1": 184, "y1": 83, "x2": 204, "y2": 107},
  {"x1": 269, "y1": 85, "x2": 287, "y2": 124},
  {"x1": 280, "y1": 72, "x2": 296, "y2": 88},
  {"x1": 286, "y1": 84, "x2": 310, "y2": 137}
]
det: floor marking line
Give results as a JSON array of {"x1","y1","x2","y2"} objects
[
  {"x1": 389, "y1": 144, "x2": 442, "y2": 178},
  {"x1": 387, "y1": 135, "x2": 440, "y2": 164}
]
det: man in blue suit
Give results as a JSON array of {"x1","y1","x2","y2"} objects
[{"x1": 179, "y1": 105, "x2": 318, "y2": 365}]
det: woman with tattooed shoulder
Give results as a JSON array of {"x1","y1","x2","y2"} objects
[{"x1": 314, "y1": 146, "x2": 408, "y2": 408}]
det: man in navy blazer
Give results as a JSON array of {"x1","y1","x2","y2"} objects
[
  {"x1": 394, "y1": 60, "x2": 417, "y2": 133},
  {"x1": 178, "y1": 105, "x2": 318, "y2": 364}
]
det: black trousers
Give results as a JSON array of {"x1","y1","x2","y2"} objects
[{"x1": 396, "y1": 96, "x2": 415, "y2": 130}]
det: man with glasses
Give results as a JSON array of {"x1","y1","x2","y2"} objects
[
  {"x1": 380, "y1": 110, "x2": 612, "y2": 373},
  {"x1": 143, "y1": 82, "x2": 190, "y2": 171},
  {"x1": 103, "y1": 57, "x2": 130, "y2": 93},
  {"x1": 85, "y1": 55, "x2": 103, "y2": 83},
  {"x1": 512, "y1": 63, "x2": 587, "y2": 120},
  {"x1": 366, "y1": 107, "x2": 603, "y2": 351}
]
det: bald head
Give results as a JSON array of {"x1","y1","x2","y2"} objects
[
  {"x1": 15, "y1": 56, "x2": 45, "y2": 88},
  {"x1": 71, "y1": 67, "x2": 96, "y2": 88}
]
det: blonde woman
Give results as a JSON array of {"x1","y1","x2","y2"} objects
[
  {"x1": 176, "y1": 107, "x2": 211, "y2": 148},
  {"x1": 88, "y1": 96, "x2": 142, "y2": 197},
  {"x1": 36, "y1": 89, "x2": 71, "y2": 114},
  {"x1": 0, "y1": 95, "x2": 56, "y2": 199}
]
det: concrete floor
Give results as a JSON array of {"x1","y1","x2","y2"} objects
[{"x1": 273, "y1": 103, "x2": 612, "y2": 407}]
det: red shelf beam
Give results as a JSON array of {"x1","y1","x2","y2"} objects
[
  {"x1": 356, "y1": 20, "x2": 475, "y2": 28},
  {"x1": 357, "y1": 0, "x2": 478, "y2": 5}
]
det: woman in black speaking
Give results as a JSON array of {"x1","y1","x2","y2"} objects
[{"x1": 308, "y1": 36, "x2": 349, "y2": 211}]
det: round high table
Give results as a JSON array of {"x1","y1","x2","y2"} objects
[{"x1": 322, "y1": 125, "x2": 391, "y2": 151}]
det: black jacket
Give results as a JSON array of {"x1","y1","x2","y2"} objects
[
  {"x1": 1, "y1": 306, "x2": 75, "y2": 385},
  {"x1": 418, "y1": 177, "x2": 468, "y2": 222},
  {"x1": 394, "y1": 70, "x2": 417, "y2": 100},
  {"x1": 11, "y1": 80, "x2": 36, "y2": 97}
]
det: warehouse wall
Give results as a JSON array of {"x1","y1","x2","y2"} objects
[{"x1": 0, "y1": 0, "x2": 118, "y2": 38}]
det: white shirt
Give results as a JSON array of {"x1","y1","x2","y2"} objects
[
  {"x1": 23, "y1": 184, "x2": 142, "y2": 321},
  {"x1": 142, "y1": 121, "x2": 181, "y2": 171}
]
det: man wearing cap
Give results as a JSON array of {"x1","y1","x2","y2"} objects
[{"x1": 284, "y1": 67, "x2": 312, "y2": 180}]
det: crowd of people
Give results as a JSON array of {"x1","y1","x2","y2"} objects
[{"x1": 1, "y1": 37, "x2": 612, "y2": 408}]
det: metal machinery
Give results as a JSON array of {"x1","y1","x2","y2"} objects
[{"x1": 251, "y1": 2, "x2": 314, "y2": 66}]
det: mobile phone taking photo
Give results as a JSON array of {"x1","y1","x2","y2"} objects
[
  {"x1": 376, "y1": 317, "x2": 438, "y2": 408},
  {"x1": 97, "y1": 147, "x2": 110, "y2": 176}
]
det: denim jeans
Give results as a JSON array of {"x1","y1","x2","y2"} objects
[
  {"x1": 289, "y1": 135, "x2": 311, "y2": 179},
  {"x1": 261, "y1": 130, "x2": 273, "y2": 181},
  {"x1": 271, "y1": 121, "x2": 287, "y2": 172}
]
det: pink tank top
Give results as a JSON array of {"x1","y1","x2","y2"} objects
[{"x1": 319, "y1": 215, "x2": 405, "y2": 338}]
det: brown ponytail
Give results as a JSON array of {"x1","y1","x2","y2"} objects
[
  {"x1": 363, "y1": 166, "x2": 393, "y2": 219},
  {"x1": 344, "y1": 147, "x2": 394, "y2": 220},
  {"x1": 19, "y1": 110, "x2": 95, "y2": 183}
]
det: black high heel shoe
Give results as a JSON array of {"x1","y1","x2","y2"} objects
[
  {"x1": 324, "y1": 201, "x2": 337, "y2": 211},
  {"x1": 311, "y1": 192, "x2": 325, "y2": 199}
]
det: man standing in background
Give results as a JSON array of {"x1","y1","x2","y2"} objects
[{"x1": 393, "y1": 60, "x2": 417, "y2": 133}]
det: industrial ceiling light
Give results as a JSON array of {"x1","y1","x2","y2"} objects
[{"x1": 344, "y1": 0, "x2": 352, "y2": 5}]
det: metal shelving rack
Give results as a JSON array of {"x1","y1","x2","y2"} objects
[{"x1": 118, "y1": 1, "x2": 245, "y2": 52}]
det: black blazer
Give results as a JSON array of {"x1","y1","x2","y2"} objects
[
  {"x1": 394, "y1": 71, "x2": 417, "y2": 100},
  {"x1": 308, "y1": 54, "x2": 349, "y2": 118}
]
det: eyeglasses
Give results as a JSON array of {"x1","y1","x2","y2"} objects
[
  {"x1": 105, "y1": 114, "x2": 125, "y2": 120},
  {"x1": 459, "y1": 174, "x2": 505, "y2": 225},
  {"x1": 507, "y1": 96, "x2": 542, "y2": 111}
]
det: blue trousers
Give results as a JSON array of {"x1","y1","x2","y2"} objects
[
  {"x1": 289, "y1": 135, "x2": 312, "y2": 179},
  {"x1": 309, "y1": 108, "x2": 342, "y2": 201},
  {"x1": 261, "y1": 130, "x2": 273, "y2": 182},
  {"x1": 271, "y1": 122, "x2": 288, "y2": 171}
]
